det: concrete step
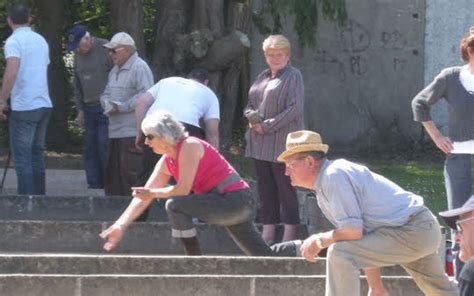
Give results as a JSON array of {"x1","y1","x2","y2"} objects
[
  {"x1": 0, "y1": 195, "x2": 166, "y2": 222},
  {"x1": 0, "y1": 221, "x2": 308, "y2": 255},
  {"x1": 0, "y1": 254, "x2": 407, "y2": 276},
  {"x1": 0, "y1": 274, "x2": 422, "y2": 296}
]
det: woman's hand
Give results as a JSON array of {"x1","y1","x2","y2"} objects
[
  {"x1": 132, "y1": 187, "x2": 156, "y2": 201},
  {"x1": 99, "y1": 224, "x2": 125, "y2": 251},
  {"x1": 300, "y1": 234, "x2": 322, "y2": 262},
  {"x1": 433, "y1": 135, "x2": 453, "y2": 154}
]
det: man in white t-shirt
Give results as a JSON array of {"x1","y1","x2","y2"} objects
[
  {"x1": 135, "y1": 69, "x2": 220, "y2": 150},
  {"x1": 133, "y1": 69, "x2": 220, "y2": 217},
  {"x1": 0, "y1": 4, "x2": 52, "y2": 195}
]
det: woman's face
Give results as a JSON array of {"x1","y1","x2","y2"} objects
[
  {"x1": 145, "y1": 134, "x2": 169, "y2": 155},
  {"x1": 264, "y1": 48, "x2": 290, "y2": 73}
]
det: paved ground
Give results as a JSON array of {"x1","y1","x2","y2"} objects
[{"x1": 0, "y1": 168, "x2": 104, "y2": 196}]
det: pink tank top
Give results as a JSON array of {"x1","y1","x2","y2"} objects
[{"x1": 164, "y1": 137, "x2": 248, "y2": 194}]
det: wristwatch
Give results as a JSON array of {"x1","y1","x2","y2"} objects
[{"x1": 315, "y1": 236, "x2": 324, "y2": 249}]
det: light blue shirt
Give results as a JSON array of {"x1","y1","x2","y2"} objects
[
  {"x1": 314, "y1": 159, "x2": 425, "y2": 233},
  {"x1": 4, "y1": 27, "x2": 52, "y2": 111}
]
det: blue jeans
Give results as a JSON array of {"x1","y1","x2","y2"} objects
[
  {"x1": 83, "y1": 105, "x2": 108, "y2": 188},
  {"x1": 9, "y1": 107, "x2": 52, "y2": 195},
  {"x1": 444, "y1": 153, "x2": 473, "y2": 277}
]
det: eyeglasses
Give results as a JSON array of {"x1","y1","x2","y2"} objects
[
  {"x1": 144, "y1": 134, "x2": 155, "y2": 141},
  {"x1": 108, "y1": 47, "x2": 125, "y2": 54},
  {"x1": 455, "y1": 216, "x2": 474, "y2": 234},
  {"x1": 285, "y1": 156, "x2": 307, "y2": 169}
]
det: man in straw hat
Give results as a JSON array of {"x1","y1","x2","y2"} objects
[
  {"x1": 440, "y1": 196, "x2": 474, "y2": 295},
  {"x1": 277, "y1": 130, "x2": 457, "y2": 296}
]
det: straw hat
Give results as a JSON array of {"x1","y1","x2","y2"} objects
[{"x1": 277, "y1": 130, "x2": 329, "y2": 162}]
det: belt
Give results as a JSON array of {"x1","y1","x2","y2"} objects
[
  {"x1": 83, "y1": 101, "x2": 101, "y2": 107},
  {"x1": 214, "y1": 172, "x2": 242, "y2": 193}
]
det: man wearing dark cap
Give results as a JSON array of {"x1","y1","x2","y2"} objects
[
  {"x1": 67, "y1": 25, "x2": 113, "y2": 189},
  {"x1": 440, "y1": 196, "x2": 474, "y2": 296},
  {"x1": 276, "y1": 130, "x2": 458, "y2": 296}
]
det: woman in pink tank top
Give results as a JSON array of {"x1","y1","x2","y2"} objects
[{"x1": 100, "y1": 111, "x2": 272, "y2": 256}]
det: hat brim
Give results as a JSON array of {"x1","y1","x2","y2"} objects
[
  {"x1": 277, "y1": 144, "x2": 329, "y2": 162},
  {"x1": 103, "y1": 42, "x2": 118, "y2": 49},
  {"x1": 439, "y1": 207, "x2": 474, "y2": 230}
]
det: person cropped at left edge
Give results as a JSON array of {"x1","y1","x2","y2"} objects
[
  {"x1": 100, "y1": 32, "x2": 153, "y2": 196},
  {"x1": 100, "y1": 111, "x2": 273, "y2": 256},
  {"x1": 0, "y1": 4, "x2": 52, "y2": 195},
  {"x1": 67, "y1": 25, "x2": 113, "y2": 189}
]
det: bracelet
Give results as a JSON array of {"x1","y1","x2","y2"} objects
[{"x1": 315, "y1": 236, "x2": 324, "y2": 249}]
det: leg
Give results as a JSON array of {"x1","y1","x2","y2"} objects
[
  {"x1": 165, "y1": 189, "x2": 272, "y2": 255},
  {"x1": 326, "y1": 209, "x2": 454, "y2": 296},
  {"x1": 444, "y1": 153, "x2": 472, "y2": 278},
  {"x1": 118, "y1": 137, "x2": 143, "y2": 196},
  {"x1": 271, "y1": 162, "x2": 299, "y2": 241},
  {"x1": 401, "y1": 252, "x2": 458, "y2": 296},
  {"x1": 31, "y1": 108, "x2": 51, "y2": 194},
  {"x1": 254, "y1": 159, "x2": 280, "y2": 244},
  {"x1": 83, "y1": 106, "x2": 99, "y2": 188},
  {"x1": 95, "y1": 109, "x2": 109, "y2": 187},
  {"x1": 104, "y1": 139, "x2": 122, "y2": 196},
  {"x1": 363, "y1": 268, "x2": 390, "y2": 296},
  {"x1": 9, "y1": 111, "x2": 36, "y2": 194}
]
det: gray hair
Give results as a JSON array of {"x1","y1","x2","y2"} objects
[{"x1": 141, "y1": 111, "x2": 188, "y2": 146}]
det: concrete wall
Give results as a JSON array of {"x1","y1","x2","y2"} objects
[
  {"x1": 250, "y1": 0, "x2": 426, "y2": 151},
  {"x1": 424, "y1": 0, "x2": 472, "y2": 134}
]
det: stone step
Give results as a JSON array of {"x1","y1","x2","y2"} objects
[
  {"x1": 0, "y1": 274, "x2": 422, "y2": 296},
  {"x1": 0, "y1": 221, "x2": 307, "y2": 255},
  {"x1": 0, "y1": 195, "x2": 166, "y2": 222},
  {"x1": 0, "y1": 254, "x2": 407, "y2": 276}
]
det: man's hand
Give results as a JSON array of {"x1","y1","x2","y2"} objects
[
  {"x1": 300, "y1": 234, "x2": 322, "y2": 262},
  {"x1": 105, "y1": 102, "x2": 119, "y2": 116},
  {"x1": 0, "y1": 100, "x2": 9, "y2": 121},
  {"x1": 75, "y1": 110, "x2": 84, "y2": 127},
  {"x1": 99, "y1": 224, "x2": 125, "y2": 251}
]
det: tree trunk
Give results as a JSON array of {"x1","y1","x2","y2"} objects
[
  {"x1": 151, "y1": 0, "x2": 252, "y2": 150},
  {"x1": 110, "y1": 0, "x2": 146, "y2": 59},
  {"x1": 33, "y1": 0, "x2": 70, "y2": 149}
]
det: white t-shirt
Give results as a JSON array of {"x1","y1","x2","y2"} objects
[
  {"x1": 146, "y1": 77, "x2": 220, "y2": 127},
  {"x1": 4, "y1": 27, "x2": 52, "y2": 111}
]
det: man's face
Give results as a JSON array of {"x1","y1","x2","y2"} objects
[
  {"x1": 108, "y1": 46, "x2": 129, "y2": 67},
  {"x1": 456, "y1": 211, "x2": 474, "y2": 262},
  {"x1": 76, "y1": 37, "x2": 92, "y2": 55},
  {"x1": 283, "y1": 154, "x2": 315, "y2": 189}
]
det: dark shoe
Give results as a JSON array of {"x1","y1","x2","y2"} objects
[{"x1": 180, "y1": 237, "x2": 202, "y2": 255}]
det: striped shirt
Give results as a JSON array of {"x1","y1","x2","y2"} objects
[{"x1": 244, "y1": 64, "x2": 305, "y2": 162}]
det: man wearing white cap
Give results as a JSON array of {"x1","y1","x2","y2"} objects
[
  {"x1": 277, "y1": 130, "x2": 458, "y2": 296},
  {"x1": 440, "y1": 196, "x2": 474, "y2": 295},
  {"x1": 100, "y1": 32, "x2": 153, "y2": 196}
]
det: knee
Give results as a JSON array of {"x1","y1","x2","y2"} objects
[
  {"x1": 327, "y1": 241, "x2": 352, "y2": 263},
  {"x1": 165, "y1": 198, "x2": 180, "y2": 213}
]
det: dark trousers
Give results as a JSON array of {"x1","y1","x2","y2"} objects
[
  {"x1": 254, "y1": 159, "x2": 299, "y2": 225},
  {"x1": 104, "y1": 137, "x2": 143, "y2": 196},
  {"x1": 83, "y1": 105, "x2": 108, "y2": 188},
  {"x1": 165, "y1": 188, "x2": 274, "y2": 256}
]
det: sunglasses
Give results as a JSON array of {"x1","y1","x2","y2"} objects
[
  {"x1": 456, "y1": 216, "x2": 474, "y2": 234},
  {"x1": 108, "y1": 47, "x2": 125, "y2": 54},
  {"x1": 285, "y1": 156, "x2": 308, "y2": 169},
  {"x1": 144, "y1": 134, "x2": 155, "y2": 141}
]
